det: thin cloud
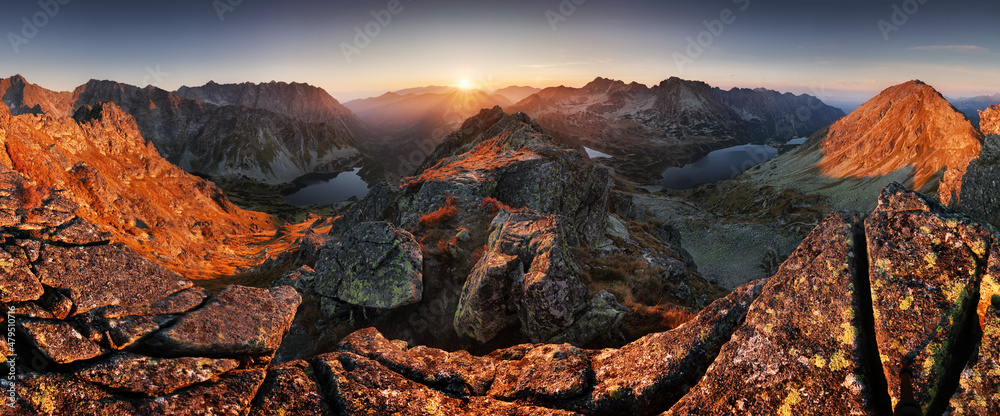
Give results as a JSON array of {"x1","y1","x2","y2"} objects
[{"x1": 907, "y1": 45, "x2": 990, "y2": 54}]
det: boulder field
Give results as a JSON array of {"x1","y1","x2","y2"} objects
[{"x1": 4, "y1": 165, "x2": 999, "y2": 414}]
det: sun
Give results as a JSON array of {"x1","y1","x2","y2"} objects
[{"x1": 458, "y1": 79, "x2": 473, "y2": 90}]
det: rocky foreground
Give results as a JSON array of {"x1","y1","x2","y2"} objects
[{"x1": 3, "y1": 148, "x2": 1000, "y2": 416}]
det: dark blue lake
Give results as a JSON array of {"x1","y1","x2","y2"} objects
[
  {"x1": 661, "y1": 144, "x2": 778, "y2": 190},
  {"x1": 284, "y1": 168, "x2": 370, "y2": 206}
]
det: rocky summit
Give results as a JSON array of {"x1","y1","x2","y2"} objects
[
  {"x1": 816, "y1": 80, "x2": 982, "y2": 205},
  {"x1": 4, "y1": 90, "x2": 1000, "y2": 414},
  {"x1": 6, "y1": 102, "x2": 1000, "y2": 415}
]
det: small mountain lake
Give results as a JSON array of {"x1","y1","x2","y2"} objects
[
  {"x1": 284, "y1": 168, "x2": 370, "y2": 206},
  {"x1": 661, "y1": 144, "x2": 778, "y2": 190}
]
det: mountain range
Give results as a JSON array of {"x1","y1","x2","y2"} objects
[
  {"x1": 951, "y1": 93, "x2": 1000, "y2": 127},
  {"x1": 5, "y1": 72, "x2": 1000, "y2": 414},
  {"x1": 509, "y1": 77, "x2": 846, "y2": 183},
  {"x1": 1, "y1": 75, "x2": 372, "y2": 185}
]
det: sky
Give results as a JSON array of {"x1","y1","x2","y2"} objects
[{"x1": 2, "y1": 0, "x2": 999, "y2": 104}]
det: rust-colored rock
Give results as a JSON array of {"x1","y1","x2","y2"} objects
[
  {"x1": 817, "y1": 80, "x2": 982, "y2": 205},
  {"x1": 337, "y1": 327, "x2": 495, "y2": 395},
  {"x1": 34, "y1": 243, "x2": 192, "y2": 315},
  {"x1": 668, "y1": 212, "x2": 883, "y2": 415},
  {"x1": 134, "y1": 369, "x2": 266, "y2": 416},
  {"x1": 866, "y1": 182, "x2": 989, "y2": 413},
  {"x1": 488, "y1": 343, "x2": 592, "y2": 406},
  {"x1": 19, "y1": 319, "x2": 104, "y2": 365},
  {"x1": 0, "y1": 245, "x2": 43, "y2": 303},
  {"x1": 15, "y1": 371, "x2": 137, "y2": 415},
  {"x1": 981, "y1": 104, "x2": 1000, "y2": 135},
  {"x1": 311, "y1": 351, "x2": 578, "y2": 415},
  {"x1": 75, "y1": 352, "x2": 240, "y2": 396},
  {"x1": 589, "y1": 279, "x2": 764, "y2": 415},
  {"x1": 147, "y1": 285, "x2": 301, "y2": 357},
  {"x1": 248, "y1": 360, "x2": 330, "y2": 416}
]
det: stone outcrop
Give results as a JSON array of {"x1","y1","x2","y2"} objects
[
  {"x1": 7, "y1": 182, "x2": 1000, "y2": 414},
  {"x1": 0, "y1": 185, "x2": 301, "y2": 414},
  {"x1": 980, "y1": 104, "x2": 1000, "y2": 135},
  {"x1": 957, "y1": 134, "x2": 1000, "y2": 227},
  {"x1": 276, "y1": 107, "x2": 712, "y2": 360},
  {"x1": 454, "y1": 210, "x2": 591, "y2": 343},
  {"x1": 667, "y1": 212, "x2": 882, "y2": 415},
  {"x1": 147, "y1": 285, "x2": 300, "y2": 357},
  {"x1": 312, "y1": 221, "x2": 423, "y2": 309},
  {"x1": 866, "y1": 183, "x2": 989, "y2": 413}
]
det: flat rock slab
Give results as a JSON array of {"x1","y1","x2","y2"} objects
[
  {"x1": 99, "y1": 286, "x2": 210, "y2": 319},
  {"x1": 135, "y1": 369, "x2": 266, "y2": 416},
  {"x1": 314, "y1": 221, "x2": 423, "y2": 309},
  {"x1": 248, "y1": 360, "x2": 328, "y2": 416},
  {"x1": 668, "y1": 212, "x2": 881, "y2": 415},
  {"x1": 15, "y1": 371, "x2": 137, "y2": 415},
  {"x1": 488, "y1": 343, "x2": 592, "y2": 406},
  {"x1": 0, "y1": 245, "x2": 43, "y2": 302},
  {"x1": 76, "y1": 352, "x2": 240, "y2": 396},
  {"x1": 866, "y1": 183, "x2": 989, "y2": 412},
  {"x1": 591, "y1": 278, "x2": 764, "y2": 416},
  {"x1": 147, "y1": 285, "x2": 301, "y2": 356},
  {"x1": 34, "y1": 243, "x2": 193, "y2": 315},
  {"x1": 312, "y1": 351, "x2": 577, "y2": 415},
  {"x1": 337, "y1": 327, "x2": 495, "y2": 395},
  {"x1": 19, "y1": 319, "x2": 104, "y2": 364}
]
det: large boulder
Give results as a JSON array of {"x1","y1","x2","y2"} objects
[
  {"x1": 313, "y1": 221, "x2": 423, "y2": 309},
  {"x1": 667, "y1": 212, "x2": 884, "y2": 415},
  {"x1": 586, "y1": 279, "x2": 763, "y2": 415},
  {"x1": 866, "y1": 183, "x2": 989, "y2": 413},
  {"x1": 454, "y1": 211, "x2": 591, "y2": 343}
]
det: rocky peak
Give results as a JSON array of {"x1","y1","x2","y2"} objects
[
  {"x1": 0, "y1": 99, "x2": 319, "y2": 279},
  {"x1": 174, "y1": 80, "x2": 356, "y2": 123},
  {"x1": 0, "y1": 75, "x2": 75, "y2": 116},
  {"x1": 816, "y1": 80, "x2": 982, "y2": 205},
  {"x1": 581, "y1": 77, "x2": 630, "y2": 93},
  {"x1": 980, "y1": 104, "x2": 1000, "y2": 135}
]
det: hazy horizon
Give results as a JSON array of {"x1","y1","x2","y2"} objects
[{"x1": 3, "y1": 0, "x2": 999, "y2": 103}]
